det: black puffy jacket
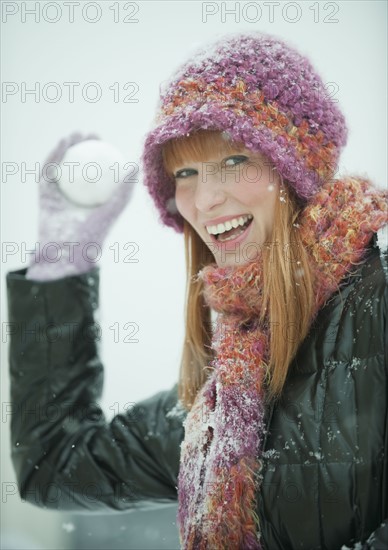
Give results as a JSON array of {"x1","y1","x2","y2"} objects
[{"x1": 5, "y1": 232, "x2": 388, "y2": 550}]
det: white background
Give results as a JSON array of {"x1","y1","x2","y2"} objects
[{"x1": 1, "y1": 1, "x2": 387, "y2": 548}]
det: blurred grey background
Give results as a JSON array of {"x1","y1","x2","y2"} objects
[{"x1": 1, "y1": 1, "x2": 387, "y2": 548}]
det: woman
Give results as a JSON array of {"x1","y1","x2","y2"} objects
[{"x1": 6, "y1": 32, "x2": 388, "y2": 549}]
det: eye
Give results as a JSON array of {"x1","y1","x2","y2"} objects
[
  {"x1": 174, "y1": 168, "x2": 198, "y2": 179},
  {"x1": 222, "y1": 155, "x2": 248, "y2": 167}
]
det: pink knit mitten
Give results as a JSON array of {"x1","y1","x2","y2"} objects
[{"x1": 26, "y1": 132, "x2": 135, "y2": 281}]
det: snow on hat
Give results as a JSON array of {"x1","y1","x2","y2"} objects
[{"x1": 141, "y1": 31, "x2": 348, "y2": 233}]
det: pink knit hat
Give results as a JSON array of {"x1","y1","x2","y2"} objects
[{"x1": 141, "y1": 31, "x2": 348, "y2": 233}]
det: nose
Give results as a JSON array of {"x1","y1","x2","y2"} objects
[{"x1": 194, "y1": 168, "x2": 227, "y2": 213}]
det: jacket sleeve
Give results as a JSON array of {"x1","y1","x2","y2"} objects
[{"x1": 5, "y1": 267, "x2": 186, "y2": 513}]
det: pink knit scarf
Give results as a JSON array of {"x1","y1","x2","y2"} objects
[{"x1": 176, "y1": 176, "x2": 388, "y2": 549}]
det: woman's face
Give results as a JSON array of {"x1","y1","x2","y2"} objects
[{"x1": 173, "y1": 146, "x2": 280, "y2": 267}]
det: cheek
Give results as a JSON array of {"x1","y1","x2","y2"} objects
[
  {"x1": 235, "y1": 181, "x2": 277, "y2": 208},
  {"x1": 237, "y1": 163, "x2": 273, "y2": 194},
  {"x1": 243, "y1": 161, "x2": 278, "y2": 190},
  {"x1": 174, "y1": 187, "x2": 193, "y2": 221}
]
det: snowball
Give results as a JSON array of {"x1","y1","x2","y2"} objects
[{"x1": 57, "y1": 140, "x2": 126, "y2": 206}]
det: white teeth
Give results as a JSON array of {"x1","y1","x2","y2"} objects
[{"x1": 206, "y1": 214, "x2": 253, "y2": 236}]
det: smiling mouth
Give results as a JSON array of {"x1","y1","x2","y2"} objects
[{"x1": 215, "y1": 217, "x2": 253, "y2": 242}]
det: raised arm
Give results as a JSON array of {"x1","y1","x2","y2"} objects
[{"x1": 6, "y1": 134, "x2": 186, "y2": 512}]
